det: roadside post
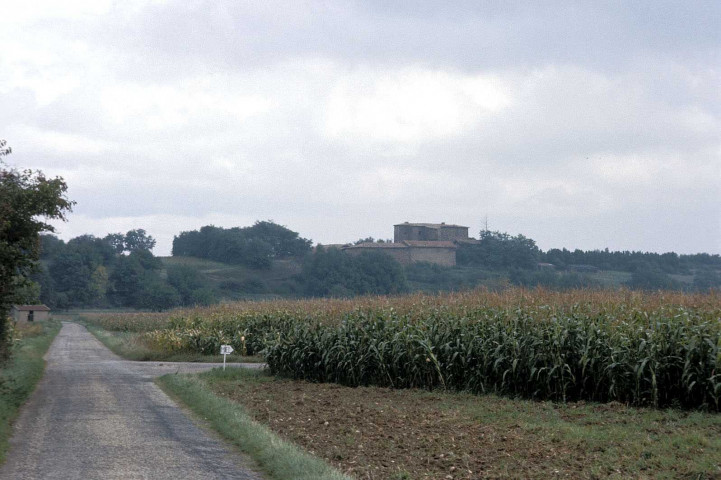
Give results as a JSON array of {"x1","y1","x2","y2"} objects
[{"x1": 220, "y1": 344, "x2": 234, "y2": 370}]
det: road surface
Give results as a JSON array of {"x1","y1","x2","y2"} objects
[{"x1": 0, "y1": 322, "x2": 264, "y2": 480}]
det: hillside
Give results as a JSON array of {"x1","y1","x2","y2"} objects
[
  {"x1": 160, "y1": 256, "x2": 303, "y2": 300},
  {"x1": 161, "y1": 255, "x2": 664, "y2": 300}
]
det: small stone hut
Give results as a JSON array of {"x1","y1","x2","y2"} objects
[{"x1": 12, "y1": 305, "x2": 51, "y2": 322}]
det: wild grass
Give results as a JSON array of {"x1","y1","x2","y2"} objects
[
  {"x1": 0, "y1": 320, "x2": 60, "y2": 463},
  {"x1": 84, "y1": 323, "x2": 262, "y2": 363}
]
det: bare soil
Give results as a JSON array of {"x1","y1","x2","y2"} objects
[{"x1": 208, "y1": 373, "x2": 721, "y2": 480}]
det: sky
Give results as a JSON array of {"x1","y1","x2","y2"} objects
[{"x1": 1, "y1": 0, "x2": 719, "y2": 256}]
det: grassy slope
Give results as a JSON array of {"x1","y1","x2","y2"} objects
[
  {"x1": 0, "y1": 320, "x2": 60, "y2": 463},
  {"x1": 163, "y1": 255, "x2": 638, "y2": 297},
  {"x1": 160, "y1": 256, "x2": 303, "y2": 300},
  {"x1": 157, "y1": 370, "x2": 350, "y2": 480}
]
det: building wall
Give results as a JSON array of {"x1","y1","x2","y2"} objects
[
  {"x1": 344, "y1": 246, "x2": 412, "y2": 265},
  {"x1": 11, "y1": 309, "x2": 50, "y2": 322},
  {"x1": 408, "y1": 247, "x2": 456, "y2": 266},
  {"x1": 394, "y1": 225, "x2": 439, "y2": 242},
  {"x1": 438, "y1": 226, "x2": 469, "y2": 241}
]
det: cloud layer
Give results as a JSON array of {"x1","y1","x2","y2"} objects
[{"x1": 2, "y1": 1, "x2": 719, "y2": 255}]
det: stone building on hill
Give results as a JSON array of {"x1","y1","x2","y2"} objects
[
  {"x1": 343, "y1": 222, "x2": 474, "y2": 267},
  {"x1": 394, "y1": 222, "x2": 469, "y2": 243}
]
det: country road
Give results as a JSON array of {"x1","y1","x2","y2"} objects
[{"x1": 0, "y1": 322, "x2": 264, "y2": 480}]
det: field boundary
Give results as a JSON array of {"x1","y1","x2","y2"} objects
[
  {"x1": 0, "y1": 320, "x2": 61, "y2": 463},
  {"x1": 156, "y1": 370, "x2": 351, "y2": 480}
]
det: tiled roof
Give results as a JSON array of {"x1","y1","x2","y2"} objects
[
  {"x1": 343, "y1": 242, "x2": 408, "y2": 249},
  {"x1": 454, "y1": 238, "x2": 481, "y2": 244},
  {"x1": 394, "y1": 222, "x2": 468, "y2": 229},
  {"x1": 402, "y1": 241, "x2": 457, "y2": 248},
  {"x1": 13, "y1": 304, "x2": 50, "y2": 311}
]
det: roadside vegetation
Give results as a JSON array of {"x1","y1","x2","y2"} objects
[
  {"x1": 84, "y1": 289, "x2": 721, "y2": 410},
  {"x1": 157, "y1": 370, "x2": 350, "y2": 480},
  {"x1": 80, "y1": 319, "x2": 263, "y2": 363},
  {"x1": 203, "y1": 367, "x2": 721, "y2": 479},
  {"x1": 90, "y1": 289, "x2": 720, "y2": 477},
  {"x1": 0, "y1": 319, "x2": 60, "y2": 462}
]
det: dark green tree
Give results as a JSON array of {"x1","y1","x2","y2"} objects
[
  {"x1": 1, "y1": 142, "x2": 73, "y2": 358},
  {"x1": 300, "y1": 247, "x2": 407, "y2": 297}
]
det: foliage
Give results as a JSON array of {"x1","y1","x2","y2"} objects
[
  {"x1": 264, "y1": 292, "x2": 721, "y2": 410},
  {"x1": 625, "y1": 266, "x2": 681, "y2": 291},
  {"x1": 85, "y1": 289, "x2": 721, "y2": 410},
  {"x1": 0, "y1": 145, "x2": 73, "y2": 357},
  {"x1": 172, "y1": 221, "x2": 312, "y2": 269},
  {"x1": 300, "y1": 247, "x2": 408, "y2": 297},
  {"x1": 457, "y1": 230, "x2": 540, "y2": 269},
  {"x1": 404, "y1": 262, "x2": 489, "y2": 292},
  {"x1": 542, "y1": 247, "x2": 721, "y2": 275},
  {"x1": 0, "y1": 320, "x2": 60, "y2": 461},
  {"x1": 509, "y1": 268, "x2": 601, "y2": 290},
  {"x1": 133, "y1": 279, "x2": 181, "y2": 312}
]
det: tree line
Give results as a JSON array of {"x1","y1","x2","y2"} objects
[
  {"x1": 172, "y1": 222, "x2": 312, "y2": 269},
  {"x1": 33, "y1": 230, "x2": 200, "y2": 311}
]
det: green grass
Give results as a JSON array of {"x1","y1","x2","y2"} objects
[
  {"x1": 0, "y1": 320, "x2": 61, "y2": 463},
  {"x1": 157, "y1": 369, "x2": 351, "y2": 480},
  {"x1": 84, "y1": 324, "x2": 263, "y2": 363}
]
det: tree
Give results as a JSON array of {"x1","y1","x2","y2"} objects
[
  {"x1": 457, "y1": 230, "x2": 540, "y2": 269},
  {"x1": 1, "y1": 142, "x2": 73, "y2": 358},
  {"x1": 300, "y1": 247, "x2": 408, "y2": 297},
  {"x1": 123, "y1": 229, "x2": 156, "y2": 252}
]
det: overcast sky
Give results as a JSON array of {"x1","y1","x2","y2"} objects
[{"x1": 2, "y1": 1, "x2": 719, "y2": 256}]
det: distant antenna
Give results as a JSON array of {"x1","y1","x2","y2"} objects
[{"x1": 483, "y1": 215, "x2": 489, "y2": 232}]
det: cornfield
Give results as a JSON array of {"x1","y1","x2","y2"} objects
[{"x1": 84, "y1": 288, "x2": 721, "y2": 410}]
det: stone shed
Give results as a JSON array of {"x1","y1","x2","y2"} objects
[{"x1": 12, "y1": 305, "x2": 51, "y2": 322}]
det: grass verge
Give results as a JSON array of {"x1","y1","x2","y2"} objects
[
  {"x1": 84, "y1": 323, "x2": 262, "y2": 363},
  {"x1": 205, "y1": 368, "x2": 721, "y2": 480},
  {"x1": 0, "y1": 320, "x2": 60, "y2": 463},
  {"x1": 157, "y1": 369, "x2": 350, "y2": 480}
]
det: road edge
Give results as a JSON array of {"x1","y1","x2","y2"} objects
[
  {"x1": 156, "y1": 372, "x2": 352, "y2": 480},
  {"x1": 0, "y1": 320, "x2": 61, "y2": 464}
]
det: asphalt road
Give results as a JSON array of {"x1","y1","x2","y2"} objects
[{"x1": 0, "y1": 322, "x2": 264, "y2": 480}]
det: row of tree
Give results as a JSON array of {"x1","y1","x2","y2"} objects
[
  {"x1": 457, "y1": 229, "x2": 721, "y2": 274},
  {"x1": 33, "y1": 231, "x2": 215, "y2": 311},
  {"x1": 172, "y1": 222, "x2": 312, "y2": 269}
]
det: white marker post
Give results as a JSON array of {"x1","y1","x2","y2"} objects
[{"x1": 220, "y1": 344, "x2": 234, "y2": 370}]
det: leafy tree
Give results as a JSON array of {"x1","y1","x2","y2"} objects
[
  {"x1": 103, "y1": 233, "x2": 126, "y2": 254},
  {"x1": 123, "y1": 228, "x2": 156, "y2": 252},
  {"x1": 172, "y1": 222, "x2": 311, "y2": 269},
  {"x1": 133, "y1": 279, "x2": 181, "y2": 312},
  {"x1": 300, "y1": 247, "x2": 407, "y2": 297},
  {"x1": 166, "y1": 264, "x2": 217, "y2": 306},
  {"x1": 108, "y1": 254, "x2": 147, "y2": 306},
  {"x1": 49, "y1": 251, "x2": 94, "y2": 306},
  {"x1": 1, "y1": 143, "x2": 73, "y2": 357},
  {"x1": 625, "y1": 266, "x2": 680, "y2": 291},
  {"x1": 458, "y1": 230, "x2": 540, "y2": 269},
  {"x1": 692, "y1": 269, "x2": 721, "y2": 291}
]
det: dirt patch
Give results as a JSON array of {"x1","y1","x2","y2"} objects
[{"x1": 208, "y1": 374, "x2": 721, "y2": 480}]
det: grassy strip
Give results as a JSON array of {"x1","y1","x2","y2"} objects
[
  {"x1": 0, "y1": 320, "x2": 61, "y2": 463},
  {"x1": 157, "y1": 370, "x2": 350, "y2": 480},
  {"x1": 85, "y1": 323, "x2": 262, "y2": 363}
]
